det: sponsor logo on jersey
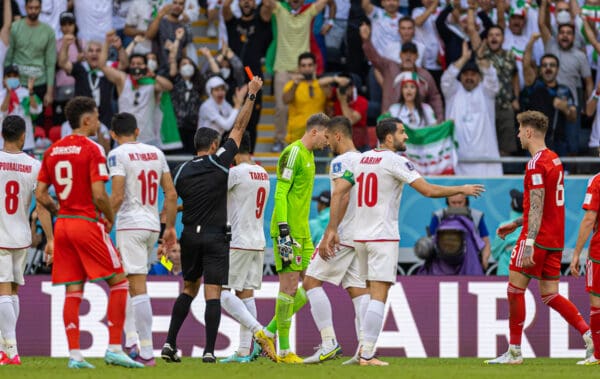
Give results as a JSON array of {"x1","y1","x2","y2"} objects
[
  {"x1": 585, "y1": 193, "x2": 593, "y2": 205},
  {"x1": 295, "y1": 255, "x2": 302, "y2": 265},
  {"x1": 108, "y1": 155, "x2": 116, "y2": 167},
  {"x1": 282, "y1": 168, "x2": 293, "y2": 180},
  {"x1": 50, "y1": 146, "x2": 82, "y2": 156},
  {"x1": 405, "y1": 161, "x2": 415, "y2": 171},
  {"x1": 532, "y1": 173, "x2": 543, "y2": 186},
  {"x1": 552, "y1": 158, "x2": 561, "y2": 166},
  {"x1": 99, "y1": 164, "x2": 108, "y2": 177},
  {"x1": 332, "y1": 162, "x2": 342, "y2": 173}
]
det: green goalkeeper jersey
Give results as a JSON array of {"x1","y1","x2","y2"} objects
[{"x1": 270, "y1": 140, "x2": 315, "y2": 239}]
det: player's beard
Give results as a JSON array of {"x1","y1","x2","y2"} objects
[{"x1": 394, "y1": 139, "x2": 407, "y2": 152}]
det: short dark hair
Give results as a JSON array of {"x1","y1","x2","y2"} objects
[
  {"x1": 238, "y1": 131, "x2": 252, "y2": 154},
  {"x1": 306, "y1": 113, "x2": 330, "y2": 131},
  {"x1": 398, "y1": 16, "x2": 414, "y2": 26},
  {"x1": 25, "y1": 0, "x2": 40, "y2": 5},
  {"x1": 558, "y1": 23, "x2": 575, "y2": 33},
  {"x1": 541, "y1": 54, "x2": 560, "y2": 69},
  {"x1": 1, "y1": 115, "x2": 26, "y2": 142},
  {"x1": 65, "y1": 97, "x2": 97, "y2": 130},
  {"x1": 517, "y1": 110, "x2": 549, "y2": 133},
  {"x1": 111, "y1": 112, "x2": 138, "y2": 136},
  {"x1": 326, "y1": 116, "x2": 352, "y2": 138},
  {"x1": 376, "y1": 117, "x2": 401, "y2": 143},
  {"x1": 194, "y1": 127, "x2": 220, "y2": 152},
  {"x1": 486, "y1": 24, "x2": 504, "y2": 35},
  {"x1": 297, "y1": 52, "x2": 316, "y2": 66},
  {"x1": 129, "y1": 53, "x2": 147, "y2": 64}
]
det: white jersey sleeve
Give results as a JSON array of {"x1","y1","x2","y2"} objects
[
  {"x1": 108, "y1": 143, "x2": 169, "y2": 232},
  {"x1": 0, "y1": 152, "x2": 41, "y2": 248},
  {"x1": 329, "y1": 151, "x2": 362, "y2": 246},
  {"x1": 227, "y1": 162, "x2": 271, "y2": 250}
]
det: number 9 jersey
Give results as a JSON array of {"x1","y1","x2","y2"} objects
[
  {"x1": 38, "y1": 135, "x2": 109, "y2": 220},
  {"x1": 519, "y1": 149, "x2": 565, "y2": 250}
]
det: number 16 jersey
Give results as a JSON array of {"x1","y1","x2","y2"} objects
[{"x1": 107, "y1": 142, "x2": 170, "y2": 232}]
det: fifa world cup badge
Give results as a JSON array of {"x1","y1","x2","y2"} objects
[{"x1": 295, "y1": 255, "x2": 302, "y2": 265}]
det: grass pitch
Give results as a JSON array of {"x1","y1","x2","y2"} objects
[{"x1": 2, "y1": 357, "x2": 599, "y2": 379}]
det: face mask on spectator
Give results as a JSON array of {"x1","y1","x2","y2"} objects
[
  {"x1": 180, "y1": 64, "x2": 194, "y2": 78},
  {"x1": 220, "y1": 67, "x2": 231, "y2": 79},
  {"x1": 556, "y1": 10, "x2": 571, "y2": 24},
  {"x1": 6, "y1": 78, "x2": 20, "y2": 89},
  {"x1": 128, "y1": 67, "x2": 148, "y2": 76},
  {"x1": 147, "y1": 59, "x2": 158, "y2": 72},
  {"x1": 302, "y1": 73, "x2": 313, "y2": 81}
]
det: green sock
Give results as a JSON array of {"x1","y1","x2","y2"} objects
[
  {"x1": 275, "y1": 292, "x2": 295, "y2": 350},
  {"x1": 266, "y1": 317, "x2": 277, "y2": 334},
  {"x1": 292, "y1": 286, "x2": 307, "y2": 314}
]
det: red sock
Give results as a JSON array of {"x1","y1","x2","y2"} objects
[
  {"x1": 508, "y1": 283, "x2": 526, "y2": 345},
  {"x1": 107, "y1": 280, "x2": 128, "y2": 345},
  {"x1": 542, "y1": 293, "x2": 589, "y2": 334},
  {"x1": 591, "y1": 307, "x2": 600, "y2": 359},
  {"x1": 63, "y1": 291, "x2": 83, "y2": 350}
]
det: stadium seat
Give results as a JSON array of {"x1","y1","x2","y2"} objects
[
  {"x1": 34, "y1": 126, "x2": 46, "y2": 139},
  {"x1": 367, "y1": 126, "x2": 377, "y2": 148},
  {"x1": 48, "y1": 126, "x2": 62, "y2": 142}
]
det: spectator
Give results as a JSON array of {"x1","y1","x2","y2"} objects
[
  {"x1": 395, "y1": 17, "x2": 425, "y2": 68},
  {"x1": 413, "y1": 0, "x2": 444, "y2": 86},
  {"x1": 470, "y1": 23, "x2": 519, "y2": 156},
  {"x1": 5, "y1": 0, "x2": 56, "y2": 110},
  {"x1": 282, "y1": 52, "x2": 334, "y2": 143},
  {"x1": 0, "y1": 0, "x2": 12, "y2": 101},
  {"x1": 112, "y1": 0, "x2": 134, "y2": 47},
  {"x1": 309, "y1": 190, "x2": 330, "y2": 246},
  {"x1": 360, "y1": 23, "x2": 444, "y2": 121},
  {"x1": 491, "y1": 189, "x2": 523, "y2": 276},
  {"x1": 0, "y1": 0, "x2": 20, "y2": 30},
  {"x1": 361, "y1": 0, "x2": 401, "y2": 64},
  {"x1": 100, "y1": 31, "x2": 173, "y2": 146},
  {"x1": 429, "y1": 193, "x2": 491, "y2": 271},
  {"x1": 169, "y1": 56, "x2": 203, "y2": 155},
  {"x1": 521, "y1": 34, "x2": 576, "y2": 154},
  {"x1": 124, "y1": 0, "x2": 160, "y2": 54},
  {"x1": 39, "y1": 0, "x2": 66, "y2": 38},
  {"x1": 198, "y1": 75, "x2": 247, "y2": 136},
  {"x1": 149, "y1": 242, "x2": 182, "y2": 276},
  {"x1": 539, "y1": 0, "x2": 592, "y2": 155},
  {"x1": 322, "y1": 0, "x2": 348, "y2": 68},
  {"x1": 146, "y1": 0, "x2": 192, "y2": 71},
  {"x1": 205, "y1": 0, "x2": 220, "y2": 38},
  {"x1": 60, "y1": 120, "x2": 111, "y2": 154},
  {"x1": 435, "y1": 0, "x2": 493, "y2": 66},
  {"x1": 200, "y1": 43, "x2": 246, "y2": 105},
  {"x1": 263, "y1": 0, "x2": 328, "y2": 153},
  {"x1": 73, "y1": 0, "x2": 112, "y2": 43},
  {"x1": 54, "y1": 12, "x2": 83, "y2": 119},
  {"x1": 223, "y1": 0, "x2": 272, "y2": 152},
  {"x1": 387, "y1": 71, "x2": 436, "y2": 128},
  {"x1": 58, "y1": 34, "x2": 125, "y2": 128},
  {"x1": 329, "y1": 73, "x2": 369, "y2": 151},
  {"x1": 441, "y1": 42, "x2": 502, "y2": 176},
  {"x1": 0, "y1": 65, "x2": 41, "y2": 153}
]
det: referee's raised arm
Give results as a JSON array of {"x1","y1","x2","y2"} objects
[{"x1": 229, "y1": 76, "x2": 264, "y2": 147}]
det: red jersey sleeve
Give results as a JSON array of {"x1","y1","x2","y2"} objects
[
  {"x1": 89, "y1": 144, "x2": 109, "y2": 183},
  {"x1": 525, "y1": 164, "x2": 546, "y2": 190},
  {"x1": 583, "y1": 175, "x2": 600, "y2": 212}
]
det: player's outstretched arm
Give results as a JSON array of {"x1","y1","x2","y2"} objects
[
  {"x1": 410, "y1": 178, "x2": 485, "y2": 198},
  {"x1": 92, "y1": 181, "x2": 115, "y2": 232},
  {"x1": 160, "y1": 172, "x2": 178, "y2": 249},
  {"x1": 229, "y1": 76, "x2": 263, "y2": 147},
  {"x1": 571, "y1": 209, "x2": 597, "y2": 276}
]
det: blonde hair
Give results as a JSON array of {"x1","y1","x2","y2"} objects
[{"x1": 517, "y1": 110, "x2": 548, "y2": 133}]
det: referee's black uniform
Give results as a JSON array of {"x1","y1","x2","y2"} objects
[{"x1": 173, "y1": 138, "x2": 237, "y2": 284}]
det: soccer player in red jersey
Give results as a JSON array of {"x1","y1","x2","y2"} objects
[
  {"x1": 486, "y1": 110, "x2": 593, "y2": 364},
  {"x1": 35, "y1": 97, "x2": 143, "y2": 369},
  {"x1": 570, "y1": 147, "x2": 600, "y2": 365}
]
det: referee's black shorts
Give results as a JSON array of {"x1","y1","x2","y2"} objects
[{"x1": 180, "y1": 227, "x2": 229, "y2": 285}]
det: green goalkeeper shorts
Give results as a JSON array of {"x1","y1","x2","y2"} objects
[{"x1": 273, "y1": 237, "x2": 314, "y2": 273}]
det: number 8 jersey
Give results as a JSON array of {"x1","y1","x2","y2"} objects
[
  {"x1": 519, "y1": 149, "x2": 565, "y2": 250},
  {"x1": 38, "y1": 135, "x2": 109, "y2": 220},
  {"x1": 107, "y1": 142, "x2": 170, "y2": 232},
  {"x1": 353, "y1": 149, "x2": 421, "y2": 242},
  {"x1": 0, "y1": 151, "x2": 41, "y2": 248}
]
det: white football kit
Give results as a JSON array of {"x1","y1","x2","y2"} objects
[
  {"x1": 0, "y1": 151, "x2": 41, "y2": 285},
  {"x1": 107, "y1": 142, "x2": 170, "y2": 274},
  {"x1": 226, "y1": 162, "x2": 271, "y2": 291},
  {"x1": 353, "y1": 149, "x2": 421, "y2": 283}
]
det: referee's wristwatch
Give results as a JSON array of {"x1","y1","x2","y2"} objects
[{"x1": 247, "y1": 93, "x2": 256, "y2": 101}]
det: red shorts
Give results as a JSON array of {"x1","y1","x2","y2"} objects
[
  {"x1": 585, "y1": 259, "x2": 600, "y2": 297},
  {"x1": 52, "y1": 217, "x2": 123, "y2": 285},
  {"x1": 509, "y1": 239, "x2": 562, "y2": 280}
]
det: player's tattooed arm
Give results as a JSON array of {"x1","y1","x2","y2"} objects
[
  {"x1": 513, "y1": 217, "x2": 523, "y2": 227},
  {"x1": 526, "y1": 188, "x2": 544, "y2": 241}
]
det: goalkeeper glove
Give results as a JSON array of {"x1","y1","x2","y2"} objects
[{"x1": 277, "y1": 223, "x2": 300, "y2": 265}]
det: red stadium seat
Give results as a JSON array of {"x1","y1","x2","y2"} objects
[
  {"x1": 48, "y1": 126, "x2": 62, "y2": 142},
  {"x1": 367, "y1": 126, "x2": 377, "y2": 148},
  {"x1": 34, "y1": 126, "x2": 46, "y2": 139}
]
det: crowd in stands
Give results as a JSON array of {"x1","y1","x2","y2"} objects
[{"x1": 2, "y1": 0, "x2": 600, "y2": 176}]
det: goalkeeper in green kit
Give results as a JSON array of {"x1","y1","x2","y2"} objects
[{"x1": 253, "y1": 113, "x2": 330, "y2": 363}]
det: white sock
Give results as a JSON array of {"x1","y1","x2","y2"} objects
[
  {"x1": 306, "y1": 287, "x2": 336, "y2": 343},
  {"x1": 132, "y1": 294, "x2": 153, "y2": 359},
  {"x1": 69, "y1": 349, "x2": 83, "y2": 361},
  {"x1": 221, "y1": 291, "x2": 261, "y2": 332},
  {"x1": 124, "y1": 295, "x2": 138, "y2": 348},
  {"x1": 352, "y1": 294, "x2": 369, "y2": 345},
  {"x1": 108, "y1": 344, "x2": 122, "y2": 353},
  {"x1": 238, "y1": 297, "x2": 257, "y2": 355},
  {"x1": 11, "y1": 295, "x2": 19, "y2": 319},
  {"x1": 361, "y1": 300, "x2": 384, "y2": 359},
  {"x1": 0, "y1": 296, "x2": 17, "y2": 357}
]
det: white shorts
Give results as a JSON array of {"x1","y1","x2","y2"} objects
[
  {"x1": 225, "y1": 248, "x2": 264, "y2": 291},
  {"x1": 355, "y1": 241, "x2": 399, "y2": 283},
  {"x1": 306, "y1": 244, "x2": 366, "y2": 289},
  {"x1": 0, "y1": 248, "x2": 27, "y2": 285},
  {"x1": 116, "y1": 230, "x2": 159, "y2": 275}
]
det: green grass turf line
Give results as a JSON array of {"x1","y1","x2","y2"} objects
[{"x1": 2, "y1": 357, "x2": 599, "y2": 379}]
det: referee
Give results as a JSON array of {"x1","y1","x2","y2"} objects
[{"x1": 161, "y1": 76, "x2": 263, "y2": 363}]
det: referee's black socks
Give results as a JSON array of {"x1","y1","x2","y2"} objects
[
  {"x1": 166, "y1": 293, "x2": 194, "y2": 347},
  {"x1": 204, "y1": 299, "x2": 221, "y2": 355}
]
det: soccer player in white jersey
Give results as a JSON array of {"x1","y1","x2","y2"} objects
[
  {"x1": 220, "y1": 131, "x2": 271, "y2": 363},
  {"x1": 0, "y1": 116, "x2": 52, "y2": 365},
  {"x1": 107, "y1": 112, "x2": 178, "y2": 366},
  {"x1": 302, "y1": 116, "x2": 369, "y2": 364},
  {"x1": 321, "y1": 117, "x2": 484, "y2": 366}
]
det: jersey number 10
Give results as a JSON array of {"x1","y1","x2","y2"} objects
[{"x1": 357, "y1": 172, "x2": 377, "y2": 208}]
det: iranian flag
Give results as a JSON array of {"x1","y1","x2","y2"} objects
[{"x1": 402, "y1": 120, "x2": 457, "y2": 175}]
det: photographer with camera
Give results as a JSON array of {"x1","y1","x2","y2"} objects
[
  {"x1": 328, "y1": 73, "x2": 369, "y2": 151},
  {"x1": 100, "y1": 30, "x2": 173, "y2": 147}
]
